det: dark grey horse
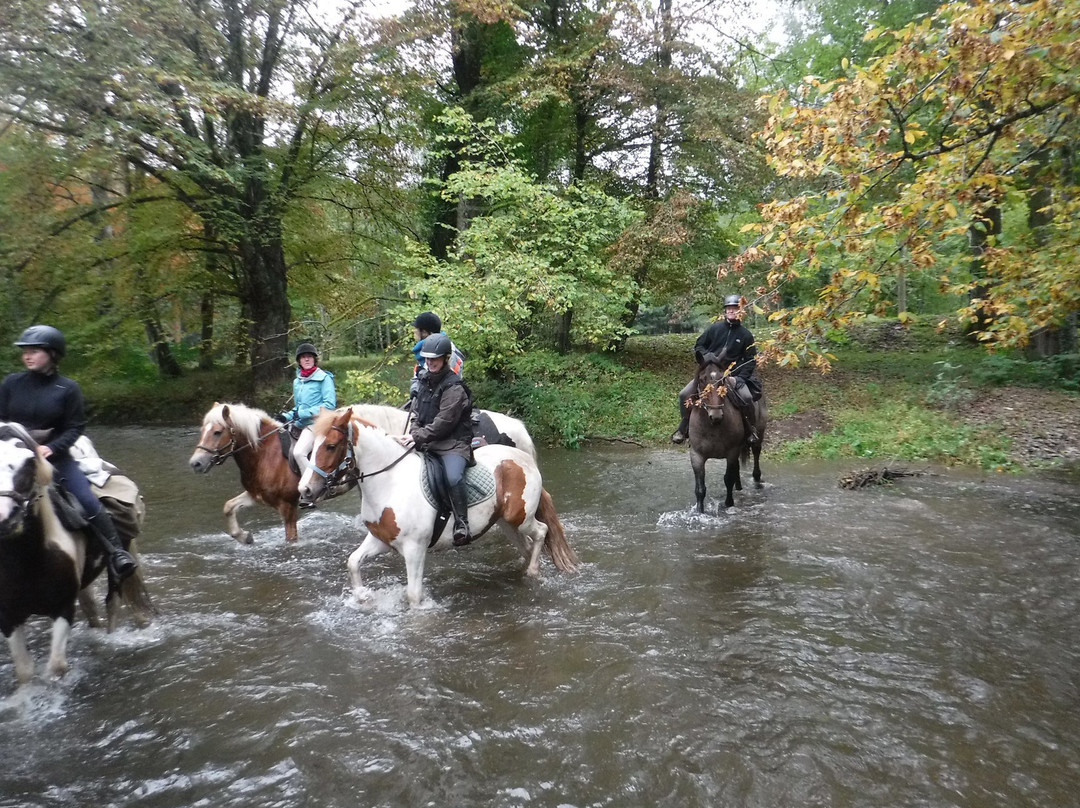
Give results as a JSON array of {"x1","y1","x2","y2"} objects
[{"x1": 688, "y1": 352, "x2": 767, "y2": 513}]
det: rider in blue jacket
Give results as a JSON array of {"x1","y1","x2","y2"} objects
[{"x1": 280, "y1": 343, "x2": 336, "y2": 472}]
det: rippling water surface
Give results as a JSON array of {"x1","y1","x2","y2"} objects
[{"x1": 2, "y1": 428, "x2": 1079, "y2": 807}]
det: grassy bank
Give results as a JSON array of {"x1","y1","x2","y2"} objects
[{"x1": 79, "y1": 317, "x2": 1079, "y2": 471}]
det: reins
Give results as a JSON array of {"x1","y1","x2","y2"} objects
[{"x1": 306, "y1": 420, "x2": 415, "y2": 487}]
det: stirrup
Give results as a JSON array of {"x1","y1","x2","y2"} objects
[
  {"x1": 109, "y1": 549, "x2": 138, "y2": 583},
  {"x1": 670, "y1": 429, "x2": 687, "y2": 445},
  {"x1": 452, "y1": 529, "x2": 473, "y2": 547}
]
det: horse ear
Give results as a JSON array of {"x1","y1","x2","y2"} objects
[
  {"x1": 332, "y1": 408, "x2": 351, "y2": 427},
  {"x1": 221, "y1": 404, "x2": 231, "y2": 421}
]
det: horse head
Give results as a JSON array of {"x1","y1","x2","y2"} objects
[
  {"x1": 299, "y1": 408, "x2": 355, "y2": 505},
  {"x1": 0, "y1": 426, "x2": 45, "y2": 530},
  {"x1": 695, "y1": 351, "x2": 734, "y2": 423}
]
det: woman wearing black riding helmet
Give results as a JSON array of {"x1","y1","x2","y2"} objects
[
  {"x1": 0, "y1": 325, "x2": 137, "y2": 582},
  {"x1": 279, "y1": 342, "x2": 336, "y2": 474}
]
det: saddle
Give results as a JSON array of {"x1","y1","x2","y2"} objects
[
  {"x1": 278, "y1": 423, "x2": 304, "y2": 476},
  {"x1": 419, "y1": 453, "x2": 497, "y2": 547},
  {"x1": 469, "y1": 411, "x2": 518, "y2": 449}
]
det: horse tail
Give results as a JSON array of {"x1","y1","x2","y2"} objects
[
  {"x1": 740, "y1": 441, "x2": 750, "y2": 465},
  {"x1": 115, "y1": 541, "x2": 156, "y2": 628},
  {"x1": 538, "y1": 488, "x2": 580, "y2": 573}
]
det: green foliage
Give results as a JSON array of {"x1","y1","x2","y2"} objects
[
  {"x1": 399, "y1": 109, "x2": 641, "y2": 369},
  {"x1": 469, "y1": 349, "x2": 673, "y2": 449},
  {"x1": 775, "y1": 400, "x2": 1016, "y2": 471}
]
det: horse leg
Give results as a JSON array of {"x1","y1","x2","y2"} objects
[
  {"x1": 723, "y1": 457, "x2": 740, "y2": 509},
  {"x1": 346, "y1": 534, "x2": 391, "y2": 601},
  {"x1": 400, "y1": 541, "x2": 428, "y2": 607},
  {"x1": 45, "y1": 616, "x2": 73, "y2": 679},
  {"x1": 223, "y1": 491, "x2": 256, "y2": 544},
  {"x1": 279, "y1": 501, "x2": 299, "y2": 543},
  {"x1": 752, "y1": 443, "x2": 763, "y2": 487},
  {"x1": 690, "y1": 451, "x2": 707, "y2": 513},
  {"x1": 5, "y1": 626, "x2": 34, "y2": 684},
  {"x1": 500, "y1": 517, "x2": 548, "y2": 578},
  {"x1": 79, "y1": 586, "x2": 102, "y2": 629}
]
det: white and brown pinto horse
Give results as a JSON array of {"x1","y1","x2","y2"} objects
[
  {"x1": 298, "y1": 408, "x2": 578, "y2": 606},
  {"x1": 0, "y1": 423, "x2": 152, "y2": 686}
]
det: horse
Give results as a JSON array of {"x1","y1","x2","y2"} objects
[
  {"x1": 189, "y1": 402, "x2": 304, "y2": 544},
  {"x1": 297, "y1": 408, "x2": 579, "y2": 606},
  {"x1": 0, "y1": 423, "x2": 153, "y2": 685},
  {"x1": 188, "y1": 401, "x2": 535, "y2": 545},
  {"x1": 688, "y1": 352, "x2": 767, "y2": 513},
  {"x1": 344, "y1": 403, "x2": 538, "y2": 460}
]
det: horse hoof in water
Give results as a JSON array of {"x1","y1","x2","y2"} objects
[{"x1": 235, "y1": 530, "x2": 254, "y2": 545}]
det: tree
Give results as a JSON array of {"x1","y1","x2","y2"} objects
[
  {"x1": 733, "y1": 0, "x2": 1080, "y2": 366},
  {"x1": 0, "y1": 0, "x2": 405, "y2": 387}
]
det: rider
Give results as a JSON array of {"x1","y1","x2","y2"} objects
[
  {"x1": 671, "y1": 295, "x2": 762, "y2": 446},
  {"x1": 280, "y1": 342, "x2": 337, "y2": 473},
  {"x1": 408, "y1": 311, "x2": 464, "y2": 401},
  {"x1": 0, "y1": 325, "x2": 138, "y2": 582},
  {"x1": 396, "y1": 333, "x2": 475, "y2": 546}
]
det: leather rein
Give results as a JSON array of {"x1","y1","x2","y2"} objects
[
  {"x1": 306, "y1": 421, "x2": 414, "y2": 488},
  {"x1": 196, "y1": 421, "x2": 285, "y2": 466}
]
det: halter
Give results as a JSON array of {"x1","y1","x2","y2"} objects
[{"x1": 307, "y1": 420, "x2": 415, "y2": 488}]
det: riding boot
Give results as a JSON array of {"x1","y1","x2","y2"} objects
[
  {"x1": 448, "y1": 482, "x2": 473, "y2": 547},
  {"x1": 737, "y1": 403, "x2": 760, "y2": 445},
  {"x1": 671, "y1": 397, "x2": 692, "y2": 445},
  {"x1": 88, "y1": 509, "x2": 138, "y2": 583}
]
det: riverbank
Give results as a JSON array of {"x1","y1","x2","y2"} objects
[{"x1": 81, "y1": 318, "x2": 1079, "y2": 472}]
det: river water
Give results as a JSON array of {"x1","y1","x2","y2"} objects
[{"x1": 2, "y1": 427, "x2": 1079, "y2": 808}]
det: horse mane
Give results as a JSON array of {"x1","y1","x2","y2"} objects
[
  {"x1": 346, "y1": 403, "x2": 409, "y2": 434},
  {"x1": 206, "y1": 402, "x2": 270, "y2": 445},
  {"x1": 312, "y1": 407, "x2": 393, "y2": 439},
  {"x1": 0, "y1": 421, "x2": 36, "y2": 449}
]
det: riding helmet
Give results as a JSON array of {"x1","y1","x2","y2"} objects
[
  {"x1": 724, "y1": 294, "x2": 743, "y2": 308},
  {"x1": 14, "y1": 324, "x2": 66, "y2": 358},
  {"x1": 419, "y1": 333, "x2": 452, "y2": 359},
  {"x1": 412, "y1": 311, "x2": 442, "y2": 335},
  {"x1": 295, "y1": 342, "x2": 319, "y2": 360}
]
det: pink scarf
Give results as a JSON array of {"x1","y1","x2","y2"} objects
[{"x1": 299, "y1": 365, "x2": 318, "y2": 378}]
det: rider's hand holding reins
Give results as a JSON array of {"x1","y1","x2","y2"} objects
[{"x1": 394, "y1": 434, "x2": 415, "y2": 449}]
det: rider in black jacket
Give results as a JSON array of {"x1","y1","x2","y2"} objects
[
  {"x1": 671, "y1": 295, "x2": 762, "y2": 445},
  {"x1": 0, "y1": 325, "x2": 137, "y2": 582},
  {"x1": 396, "y1": 333, "x2": 475, "y2": 546}
]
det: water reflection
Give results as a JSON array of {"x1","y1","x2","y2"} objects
[{"x1": 1, "y1": 430, "x2": 1079, "y2": 807}]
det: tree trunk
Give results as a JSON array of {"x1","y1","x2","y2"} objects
[
  {"x1": 237, "y1": 234, "x2": 291, "y2": 390},
  {"x1": 199, "y1": 291, "x2": 215, "y2": 370},
  {"x1": 965, "y1": 204, "x2": 1002, "y2": 338}
]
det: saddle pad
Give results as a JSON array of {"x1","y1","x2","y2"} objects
[{"x1": 421, "y1": 462, "x2": 497, "y2": 511}]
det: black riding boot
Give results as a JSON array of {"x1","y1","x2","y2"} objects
[
  {"x1": 736, "y1": 403, "x2": 760, "y2": 445},
  {"x1": 671, "y1": 396, "x2": 692, "y2": 444},
  {"x1": 448, "y1": 482, "x2": 473, "y2": 547},
  {"x1": 88, "y1": 509, "x2": 138, "y2": 583}
]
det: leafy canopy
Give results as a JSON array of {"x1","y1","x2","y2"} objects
[{"x1": 733, "y1": 0, "x2": 1080, "y2": 367}]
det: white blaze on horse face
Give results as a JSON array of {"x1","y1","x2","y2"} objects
[
  {"x1": 297, "y1": 433, "x2": 328, "y2": 500},
  {"x1": 0, "y1": 440, "x2": 35, "y2": 524}
]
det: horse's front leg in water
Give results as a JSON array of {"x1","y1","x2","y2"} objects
[
  {"x1": 690, "y1": 450, "x2": 708, "y2": 514},
  {"x1": 223, "y1": 491, "x2": 256, "y2": 544},
  {"x1": 400, "y1": 541, "x2": 428, "y2": 607},
  {"x1": 347, "y1": 533, "x2": 391, "y2": 601}
]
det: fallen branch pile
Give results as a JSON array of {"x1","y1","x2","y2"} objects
[{"x1": 839, "y1": 466, "x2": 927, "y2": 490}]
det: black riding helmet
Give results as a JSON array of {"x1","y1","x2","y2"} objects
[
  {"x1": 412, "y1": 311, "x2": 442, "y2": 335},
  {"x1": 419, "y1": 333, "x2": 452, "y2": 358},
  {"x1": 295, "y1": 342, "x2": 319, "y2": 360},
  {"x1": 14, "y1": 324, "x2": 66, "y2": 358},
  {"x1": 724, "y1": 294, "x2": 742, "y2": 308}
]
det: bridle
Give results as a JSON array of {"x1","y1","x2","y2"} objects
[
  {"x1": 306, "y1": 420, "x2": 415, "y2": 488},
  {"x1": 195, "y1": 420, "x2": 285, "y2": 466}
]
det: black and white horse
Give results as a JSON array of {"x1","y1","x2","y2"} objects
[{"x1": 0, "y1": 423, "x2": 152, "y2": 686}]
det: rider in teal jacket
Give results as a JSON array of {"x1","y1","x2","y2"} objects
[{"x1": 281, "y1": 343, "x2": 336, "y2": 472}]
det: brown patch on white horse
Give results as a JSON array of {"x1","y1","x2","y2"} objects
[
  {"x1": 365, "y1": 507, "x2": 401, "y2": 544},
  {"x1": 494, "y1": 458, "x2": 529, "y2": 527}
]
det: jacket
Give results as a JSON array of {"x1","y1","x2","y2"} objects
[
  {"x1": 410, "y1": 366, "x2": 472, "y2": 458},
  {"x1": 290, "y1": 367, "x2": 336, "y2": 427},
  {"x1": 694, "y1": 319, "x2": 757, "y2": 380},
  {"x1": 0, "y1": 369, "x2": 86, "y2": 459}
]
